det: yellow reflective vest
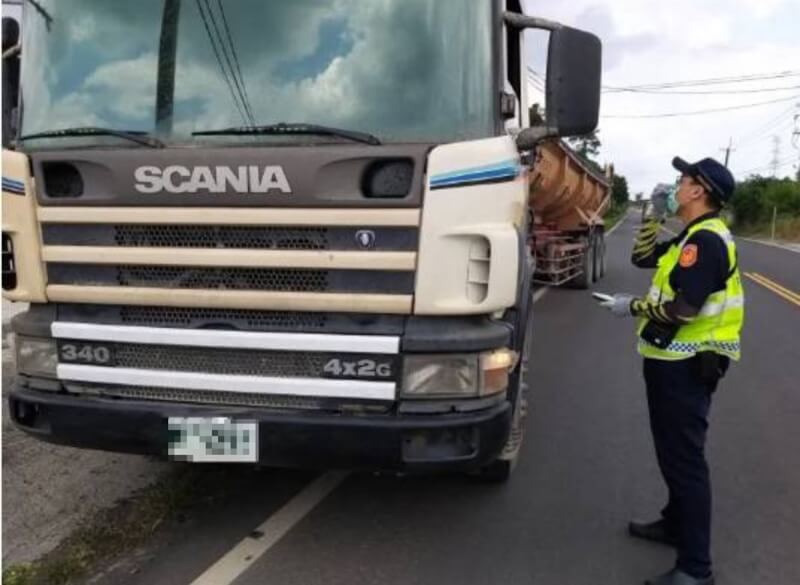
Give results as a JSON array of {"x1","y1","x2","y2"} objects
[{"x1": 637, "y1": 218, "x2": 744, "y2": 361}]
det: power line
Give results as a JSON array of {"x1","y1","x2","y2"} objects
[
  {"x1": 604, "y1": 71, "x2": 800, "y2": 92},
  {"x1": 528, "y1": 67, "x2": 800, "y2": 95},
  {"x1": 215, "y1": 0, "x2": 256, "y2": 124},
  {"x1": 738, "y1": 156, "x2": 796, "y2": 176},
  {"x1": 195, "y1": 0, "x2": 249, "y2": 125},
  {"x1": 203, "y1": 0, "x2": 255, "y2": 125},
  {"x1": 736, "y1": 118, "x2": 796, "y2": 151},
  {"x1": 602, "y1": 94, "x2": 800, "y2": 119},
  {"x1": 736, "y1": 104, "x2": 798, "y2": 143},
  {"x1": 526, "y1": 73, "x2": 545, "y2": 92},
  {"x1": 605, "y1": 85, "x2": 800, "y2": 96}
]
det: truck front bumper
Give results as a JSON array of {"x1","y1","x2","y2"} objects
[{"x1": 8, "y1": 387, "x2": 511, "y2": 473}]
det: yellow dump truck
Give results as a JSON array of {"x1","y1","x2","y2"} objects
[
  {"x1": 2, "y1": 0, "x2": 602, "y2": 482},
  {"x1": 528, "y1": 140, "x2": 612, "y2": 288}
]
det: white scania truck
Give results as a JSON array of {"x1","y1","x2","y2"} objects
[{"x1": 2, "y1": 0, "x2": 601, "y2": 481}]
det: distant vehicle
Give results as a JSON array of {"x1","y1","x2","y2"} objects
[{"x1": 642, "y1": 183, "x2": 674, "y2": 222}]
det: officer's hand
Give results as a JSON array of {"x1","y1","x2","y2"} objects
[{"x1": 599, "y1": 293, "x2": 635, "y2": 317}]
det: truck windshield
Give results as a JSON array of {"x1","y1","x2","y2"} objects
[{"x1": 20, "y1": 0, "x2": 495, "y2": 147}]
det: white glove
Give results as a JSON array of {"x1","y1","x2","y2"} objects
[{"x1": 599, "y1": 293, "x2": 635, "y2": 318}]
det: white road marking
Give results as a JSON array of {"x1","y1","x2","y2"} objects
[
  {"x1": 189, "y1": 471, "x2": 348, "y2": 585},
  {"x1": 532, "y1": 287, "x2": 549, "y2": 305},
  {"x1": 605, "y1": 212, "x2": 628, "y2": 236},
  {"x1": 661, "y1": 226, "x2": 800, "y2": 254},
  {"x1": 737, "y1": 236, "x2": 800, "y2": 254},
  {"x1": 190, "y1": 276, "x2": 553, "y2": 585}
]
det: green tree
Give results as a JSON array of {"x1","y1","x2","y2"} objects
[
  {"x1": 611, "y1": 174, "x2": 630, "y2": 206},
  {"x1": 730, "y1": 175, "x2": 800, "y2": 226},
  {"x1": 566, "y1": 130, "x2": 601, "y2": 160}
]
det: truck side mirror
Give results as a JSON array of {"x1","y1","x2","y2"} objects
[
  {"x1": 544, "y1": 26, "x2": 602, "y2": 137},
  {"x1": 505, "y1": 13, "x2": 602, "y2": 150},
  {"x1": 2, "y1": 17, "x2": 22, "y2": 148}
]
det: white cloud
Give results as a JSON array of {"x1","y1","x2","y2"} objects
[{"x1": 524, "y1": 0, "x2": 800, "y2": 194}]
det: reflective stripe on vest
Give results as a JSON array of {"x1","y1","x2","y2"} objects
[{"x1": 637, "y1": 218, "x2": 744, "y2": 361}]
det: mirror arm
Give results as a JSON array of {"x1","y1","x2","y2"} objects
[
  {"x1": 516, "y1": 126, "x2": 559, "y2": 151},
  {"x1": 503, "y1": 12, "x2": 563, "y2": 32},
  {"x1": 2, "y1": 44, "x2": 21, "y2": 59}
]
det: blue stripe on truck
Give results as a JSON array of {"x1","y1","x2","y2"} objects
[
  {"x1": 429, "y1": 160, "x2": 520, "y2": 190},
  {"x1": 2, "y1": 177, "x2": 26, "y2": 194}
]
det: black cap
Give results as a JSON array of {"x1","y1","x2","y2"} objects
[{"x1": 672, "y1": 156, "x2": 735, "y2": 205}]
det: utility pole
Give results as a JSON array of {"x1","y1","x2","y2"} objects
[
  {"x1": 720, "y1": 137, "x2": 735, "y2": 167},
  {"x1": 770, "y1": 135, "x2": 781, "y2": 178},
  {"x1": 769, "y1": 134, "x2": 781, "y2": 241},
  {"x1": 792, "y1": 109, "x2": 800, "y2": 181}
]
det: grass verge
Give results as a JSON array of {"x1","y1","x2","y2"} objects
[
  {"x1": 604, "y1": 203, "x2": 629, "y2": 231},
  {"x1": 2, "y1": 465, "x2": 207, "y2": 585},
  {"x1": 732, "y1": 216, "x2": 800, "y2": 243}
]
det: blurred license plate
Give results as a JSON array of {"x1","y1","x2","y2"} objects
[{"x1": 168, "y1": 417, "x2": 257, "y2": 463}]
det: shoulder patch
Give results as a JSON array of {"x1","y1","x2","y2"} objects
[{"x1": 679, "y1": 244, "x2": 698, "y2": 268}]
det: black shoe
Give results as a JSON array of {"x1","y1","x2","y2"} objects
[
  {"x1": 628, "y1": 519, "x2": 677, "y2": 547},
  {"x1": 645, "y1": 568, "x2": 714, "y2": 585}
]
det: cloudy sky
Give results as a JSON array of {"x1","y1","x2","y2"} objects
[
  {"x1": 21, "y1": 0, "x2": 495, "y2": 143},
  {"x1": 13, "y1": 0, "x2": 800, "y2": 196},
  {"x1": 523, "y1": 0, "x2": 800, "y2": 196}
]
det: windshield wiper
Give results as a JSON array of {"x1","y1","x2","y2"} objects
[
  {"x1": 20, "y1": 127, "x2": 164, "y2": 148},
  {"x1": 192, "y1": 122, "x2": 381, "y2": 146}
]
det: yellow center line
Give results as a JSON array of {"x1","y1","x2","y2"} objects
[
  {"x1": 751, "y1": 273, "x2": 800, "y2": 303},
  {"x1": 744, "y1": 272, "x2": 800, "y2": 307},
  {"x1": 747, "y1": 272, "x2": 800, "y2": 303}
]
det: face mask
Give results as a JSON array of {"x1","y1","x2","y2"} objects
[{"x1": 666, "y1": 185, "x2": 680, "y2": 215}]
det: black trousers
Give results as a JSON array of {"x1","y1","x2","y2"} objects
[{"x1": 643, "y1": 356, "x2": 725, "y2": 579}]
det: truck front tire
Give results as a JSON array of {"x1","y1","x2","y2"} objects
[{"x1": 474, "y1": 307, "x2": 532, "y2": 483}]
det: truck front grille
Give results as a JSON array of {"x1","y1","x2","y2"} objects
[
  {"x1": 119, "y1": 306, "x2": 329, "y2": 330},
  {"x1": 116, "y1": 266, "x2": 329, "y2": 291},
  {"x1": 39, "y1": 210, "x2": 420, "y2": 313},
  {"x1": 113, "y1": 225, "x2": 330, "y2": 250},
  {"x1": 114, "y1": 343, "x2": 334, "y2": 378},
  {"x1": 43, "y1": 224, "x2": 418, "y2": 251},
  {"x1": 48, "y1": 264, "x2": 414, "y2": 294},
  {"x1": 2, "y1": 233, "x2": 16, "y2": 291}
]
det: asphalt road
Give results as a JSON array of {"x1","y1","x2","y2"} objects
[{"x1": 18, "y1": 210, "x2": 800, "y2": 584}]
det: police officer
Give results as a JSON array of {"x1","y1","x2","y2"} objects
[{"x1": 598, "y1": 156, "x2": 744, "y2": 585}]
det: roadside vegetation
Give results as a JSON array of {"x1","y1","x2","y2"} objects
[
  {"x1": 2, "y1": 466, "x2": 207, "y2": 585},
  {"x1": 564, "y1": 131, "x2": 630, "y2": 229},
  {"x1": 729, "y1": 174, "x2": 800, "y2": 242}
]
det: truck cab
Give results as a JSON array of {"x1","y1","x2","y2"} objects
[{"x1": 2, "y1": 0, "x2": 601, "y2": 481}]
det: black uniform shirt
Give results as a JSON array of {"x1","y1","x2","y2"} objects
[{"x1": 634, "y1": 212, "x2": 730, "y2": 310}]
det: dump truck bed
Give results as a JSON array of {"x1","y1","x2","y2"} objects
[
  {"x1": 529, "y1": 140, "x2": 610, "y2": 232},
  {"x1": 527, "y1": 140, "x2": 611, "y2": 287}
]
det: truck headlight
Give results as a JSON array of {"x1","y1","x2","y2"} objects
[
  {"x1": 402, "y1": 349, "x2": 516, "y2": 399},
  {"x1": 402, "y1": 355, "x2": 479, "y2": 398},
  {"x1": 15, "y1": 336, "x2": 58, "y2": 379}
]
